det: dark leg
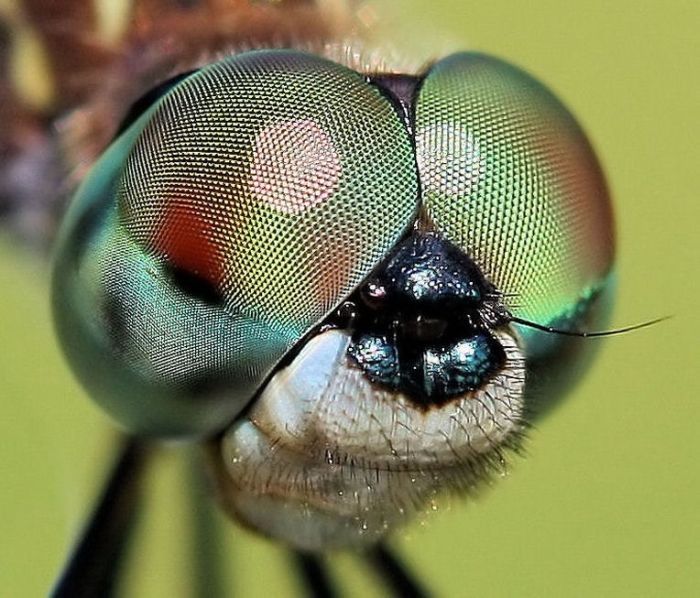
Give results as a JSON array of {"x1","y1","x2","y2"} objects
[
  {"x1": 365, "y1": 543, "x2": 430, "y2": 598},
  {"x1": 50, "y1": 436, "x2": 150, "y2": 598},
  {"x1": 293, "y1": 552, "x2": 337, "y2": 598}
]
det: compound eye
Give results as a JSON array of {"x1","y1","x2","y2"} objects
[
  {"x1": 415, "y1": 53, "x2": 615, "y2": 355},
  {"x1": 122, "y1": 50, "x2": 418, "y2": 334},
  {"x1": 53, "y1": 50, "x2": 418, "y2": 437}
]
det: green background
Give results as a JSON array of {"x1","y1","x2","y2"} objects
[{"x1": 1, "y1": 0, "x2": 698, "y2": 596}]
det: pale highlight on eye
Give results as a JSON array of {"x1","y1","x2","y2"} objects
[
  {"x1": 249, "y1": 118, "x2": 342, "y2": 214},
  {"x1": 416, "y1": 122, "x2": 485, "y2": 198}
]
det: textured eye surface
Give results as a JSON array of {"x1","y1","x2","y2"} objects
[
  {"x1": 415, "y1": 53, "x2": 615, "y2": 352},
  {"x1": 52, "y1": 50, "x2": 418, "y2": 437},
  {"x1": 122, "y1": 50, "x2": 418, "y2": 325}
]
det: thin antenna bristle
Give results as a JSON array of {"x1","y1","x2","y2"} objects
[{"x1": 509, "y1": 315, "x2": 670, "y2": 338}]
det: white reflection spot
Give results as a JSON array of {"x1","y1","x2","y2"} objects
[
  {"x1": 249, "y1": 119, "x2": 341, "y2": 214},
  {"x1": 417, "y1": 122, "x2": 485, "y2": 197}
]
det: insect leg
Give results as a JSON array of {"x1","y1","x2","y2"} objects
[
  {"x1": 50, "y1": 435, "x2": 150, "y2": 598},
  {"x1": 292, "y1": 551, "x2": 337, "y2": 598},
  {"x1": 365, "y1": 543, "x2": 429, "y2": 598}
]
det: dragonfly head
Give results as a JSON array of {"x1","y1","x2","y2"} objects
[{"x1": 52, "y1": 49, "x2": 614, "y2": 549}]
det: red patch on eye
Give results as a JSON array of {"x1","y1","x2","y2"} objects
[{"x1": 152, "y1": 201, "x2": 224, "y2": 287}]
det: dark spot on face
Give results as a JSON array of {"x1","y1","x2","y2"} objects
[
  {"x1": 167, "y1": 264, "x2": 225, "y2": 306},
  {"x1": 348, "y1": 328, "x2": 506, "y2": 406},
  {"x1": 361, "y1": 232, "x2": 493, "y2": 317},
  {"x1": 341, "y1": 232, "x2": 509, "y2": 406}
]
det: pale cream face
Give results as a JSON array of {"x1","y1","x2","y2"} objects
[{"x1": 211, "y1": 329, "x2": 525, "y2": 551}]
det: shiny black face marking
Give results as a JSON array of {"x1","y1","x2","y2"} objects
[
  {"x1": 342, "y1": 232, "x2": 509, "y2": 406},
  {"x1": 361, "y1": 233, "x2": 491, "y2": 317}
]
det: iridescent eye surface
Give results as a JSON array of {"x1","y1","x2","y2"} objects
[
  {"x1": 415, "y1": 53, "x2": 615, "y2": 356},
  {"x1": 52, "y1": 50, "x2": 419, "y2": 437}
]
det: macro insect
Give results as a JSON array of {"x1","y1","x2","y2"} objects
[{"x1": 1, "y1": 1, "x2": 624, "y2": 596}]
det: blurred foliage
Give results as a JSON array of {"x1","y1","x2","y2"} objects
[{"x1": 0, "y1": 0, "x2": 698, "y2": 596}]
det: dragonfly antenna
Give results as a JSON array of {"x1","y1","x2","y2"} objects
[{"x1": 509, "y1": 315, "x2": 670, "y2": 338}]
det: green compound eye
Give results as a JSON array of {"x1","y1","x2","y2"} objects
[
  {"x1": 52, "y1": 50, "x2": 419, "y2": 438},
  {"x1": 415, "y1": 53, "x2": 615, "y2": 358}
]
